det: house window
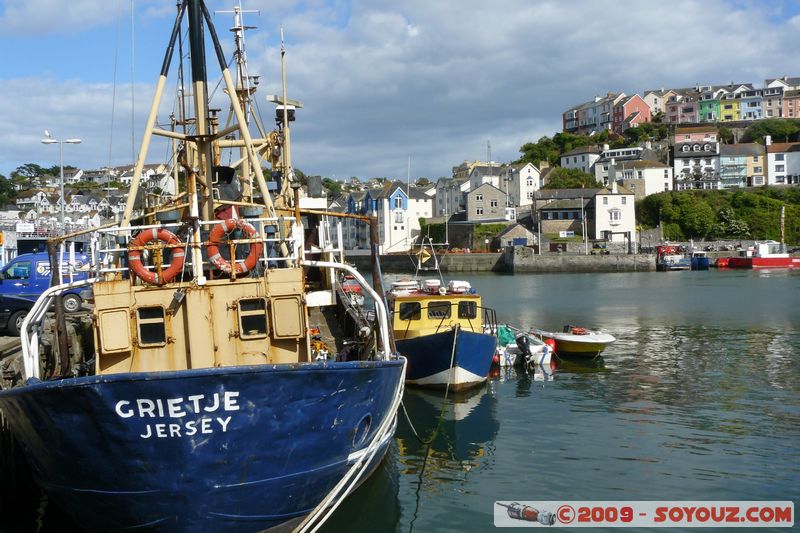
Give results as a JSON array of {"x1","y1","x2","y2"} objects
[
  {"x1": 664, "y1": 169, "x2": 669, "y2": 178},
  {"x1": 754, "y1": 176, "x2": 764, "y2": 185},
  {"x1": 754, "y1": 166, "x2": 762, "y2": 173},
  {"x1": 238, "y1": 298, "x2": 268, "y2": 339},
  {"x1": 393, "y1": 197, "x2": 403, "y2": 209},
  {"x1": 476, "y1": 194, "x2": 483, "y2": 201},
  {"x1": 776, "y1": 165, "x2": 785, "y2": 172},
  {"x1": 775, "y1": 154, "x2": 785, "y2": 161},
  {"x1": 527, "y1": 179, "x2": 533, "y2": 186},
  {"x1": 490, "y1": 199, "x2": 498, "y2": 207},
  {"x1": 602, "y1": 197, "x2": 608, "y2": 205},
  {"x1": 609, "y1": 210, "x2": 621, "y2": 222},
  {"x1": 621, "y1": 197, "x2": 627, "y2": 205},
  {"x1": 664, "y1": 183, "x2": 669, "y2": 191},
  {"x1": 527, "y1": 191, "x2": 533, "y2": 199},
  {"x1": 476, "y1": 207, "x2": 483, "y2": 215}
]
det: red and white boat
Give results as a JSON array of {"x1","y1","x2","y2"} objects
[{"x1": 727, "y1": 240, "x2": 800, "y2": 270}]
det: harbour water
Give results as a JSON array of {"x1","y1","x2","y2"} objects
[
  {"x1": 4, "y1": 270, "x2": 799, "y2": 531},
  {"x1": 321, "y1": 270, "x2": 800, "y2": 532}
]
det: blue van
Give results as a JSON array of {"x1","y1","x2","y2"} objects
[{"x1": 0, "y1": 252, "x2": 89, "y2": 312}]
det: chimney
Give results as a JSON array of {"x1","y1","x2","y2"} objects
[
  {"x1": 612, "y1": 180, "x2": 618, "y2": 194},
  {"x1": 538, "y1": 160, "x2": 550, "y2": 170},
  {"x1": 602, "y1": 143, "x2": 610, "y2": 151},
  {"x1": 765, "y1": 135, "x2": 772, "y2": 146},
  {"x1": 645, "y1": 140, "x2": 652, "y2": 150}
]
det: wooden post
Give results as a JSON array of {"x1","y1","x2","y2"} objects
[{"x1": 47, "y1": 241, "x2": 70, "y2": 377}]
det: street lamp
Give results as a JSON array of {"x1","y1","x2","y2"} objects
[{"x1": 41, "y1": 131, "x2": 82, "y2": 227}]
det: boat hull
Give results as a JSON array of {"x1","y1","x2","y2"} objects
[
  {"x1": 727, "y1": 256, "x2": 800, "y2": 269},
  {"x1": 0, "y1": 360, "x2": 404, "y2": 532},
  {"x1": 534, "y1": 331, "x2": 615, "y2": 357},
  {"x1": 396, "y1": 329, "x2": 496, "y2": 391}
]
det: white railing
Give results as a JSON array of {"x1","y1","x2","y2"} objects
[
  {"x1": 302, "y1": 260, "x2": 393, "y2": 361},
  {"x1": 20, "y1": 278, "x2": 97, "y2": 381},
  {"x1": 87, "y1": 217, "x2": 304, "y2": 278}
]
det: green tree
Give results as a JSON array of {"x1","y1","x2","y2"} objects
[
  {"x1": 741, "y1": 118, "x2": 800, "y2": 143},
  {"x1": 542, "y1": 167, "x2": 601, "y2": 189},
  {"x1": 718, "y1": 126, "x2": 734, "y2": 144},
  {"x1": 321, "y1": 177, "x2": 342, "y2": 196},
  {"x1": 415, "y1": 177, "x2": 431, "y2": 187},
  {"x1": 10, "y1": 163, "x2": 44, "y2": 180},
  {"x1": 517, "y1": 136, "x2": 560, "y2": 167},
  {"x1": 0, "y1": 174, "x2": 16, "y2": 206}
]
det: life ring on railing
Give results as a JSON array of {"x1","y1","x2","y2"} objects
[
  {"x1": 570, "y1": 327, "x2": 589, "y2": 335},
  {"x1": 207, "y1": 218, "x2": 263, "y2": 274},
  {"x1": 128, "y1": 228, "x2": 185, "y2": 285}
]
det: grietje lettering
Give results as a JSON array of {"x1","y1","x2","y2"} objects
[{"x1": 114, "y1": 392, "x2": 240, "y2": 439}]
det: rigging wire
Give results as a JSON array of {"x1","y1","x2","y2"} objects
[
  {"x1": 131, "y1": 0, "x2": 136, "y2": 165},
  {"x1": 108, "y1": 0, "x2": 124, "y2": 170}
]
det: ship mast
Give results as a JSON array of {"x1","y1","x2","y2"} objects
[{"x1": 120, "y1": 0, "x2": 286, "y2": 275}]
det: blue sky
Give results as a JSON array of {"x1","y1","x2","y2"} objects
[{"x1": 1, "y1": 0, "x2": 800, "y2": 180}]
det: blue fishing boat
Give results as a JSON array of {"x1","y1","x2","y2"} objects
[
  {"x1": 0, "y1": 3, "x2": 404, "y2": 531},
  {"x1": 386, "y1": 241, "x2": 497, "y2": 391}
]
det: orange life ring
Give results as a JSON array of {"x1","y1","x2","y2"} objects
[
  {"x1": 570, "y1": 327, "x2": 589, "y2": 335},
  {"x1": 207, "y1": 219, "x2": 263, "y2": 274},
  {"x1": 128, "y1": 228, "x2": 185, "y2": 285}
]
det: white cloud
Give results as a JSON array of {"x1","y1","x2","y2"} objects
[{"x1": 2, "y1": 0, "x2": 800, "y2": 180}]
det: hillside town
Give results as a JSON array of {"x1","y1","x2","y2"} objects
[{"x1": 2, "y1": 78, "x2": 800, "y2": 261}]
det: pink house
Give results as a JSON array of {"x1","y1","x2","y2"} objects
[
  {"x1": 665, "y1": 91, "x2": 700, "y2": 124},
  {"x1": 612, "y1": 94, "x2": 652, "y2": 134}
]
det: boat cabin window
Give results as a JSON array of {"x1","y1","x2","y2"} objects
[
  {"x1": 398, "y1": 302, "x2": 421, "y2": 321},
  {"x1": 238, "y1": 298, "x2": 269, "y2": 339},
  {"x1": 137, "y1": 306, "x2": 167, "y2": 346},
  {"x1": 458, "y1": 301, "x2": 478, "y2": 319},
  {"x1": 427, "y1": 301, "x2": 451, "y2": 319}
]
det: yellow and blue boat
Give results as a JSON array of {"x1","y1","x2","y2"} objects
[{"x1": 388, "y1": 278, "x2": 497, "y2": 390}]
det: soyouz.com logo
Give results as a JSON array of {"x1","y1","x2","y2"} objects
[{"x1": 494, "y1": 501, "x2": 794, "y2": 527}]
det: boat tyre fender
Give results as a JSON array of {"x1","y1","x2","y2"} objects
[
  {"x1": 128, "y1": 228, "x2": 185, "y2": 285},
  {"x1": 207, "y1": 219, "x2": 262, "y2": 274}
]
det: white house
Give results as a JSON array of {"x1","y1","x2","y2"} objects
[
  {"x1": 468, "y1": 163, "x2": 502, "y2": 191},
  {"x1": 608, "y1": 160, "x2": 673, "y2": 198},
  {"x1": 504, "y1": 162, "x2": 544, "y2": 208},
  {"x1": 593, "y1": 183, "x2": 636, "y2": 243},
  {"x1": 765, "y1": 136, "x2": 800, "y2": 185},
  {"x1": 559, "y1": 146, "x2": 601, "y2": 174},
  {"x1": 673, "y1": 141, "x2": 721, "y2": 190}
]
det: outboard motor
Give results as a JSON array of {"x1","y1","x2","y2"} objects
[{"x1": 515, "y1": 334, "x2": 531, "y2": 357}]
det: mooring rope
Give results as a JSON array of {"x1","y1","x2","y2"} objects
[{"x1": 399, "y1": 324, "x2": 459, "y2": 445}]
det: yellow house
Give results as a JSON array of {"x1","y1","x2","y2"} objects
[{"x1": 719, "y1": 96, "x2": 740, "y2": 122}]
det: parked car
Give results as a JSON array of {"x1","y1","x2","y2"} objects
[
  {"x1": 0, "y1": 294, "x2": 35, "y2": 336},
  {"x1": 0, "y1": 252, "x2": 89, "y2": 312}
]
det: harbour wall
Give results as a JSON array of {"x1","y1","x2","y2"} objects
[{"x1": 350, "y1": 248, "x2": 656, "y2": 273}]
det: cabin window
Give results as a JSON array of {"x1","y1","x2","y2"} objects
[
  {"x1": 458, "y1": 301, "x2": 478, "y2": 319},
  {"x1": 137, "y1": 306, "x2": 166, "y2": 346},
  {"x1": 427, "y1": 301, "x2": 451, "y2": 319},
  {"x1": 398, "y1": 302, "x2": 421, "y2": 321},
  {"x1": 238, "y1": 298, "x2": 268, "y2": 339}
]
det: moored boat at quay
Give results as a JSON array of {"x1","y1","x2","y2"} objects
[
  {"x1": 0, "y1": 2, "x2": 404, "y2": 531},
  {"x1": 388, "y1": 277, "x2": 497, "y2": 391},
  {"x1": 726, "y1": 240, "x2": 800, "y2": 270}
]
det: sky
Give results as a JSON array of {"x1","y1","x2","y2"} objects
[{"x1": 1, "y1": 0, "x2": 800, "y2": 182}]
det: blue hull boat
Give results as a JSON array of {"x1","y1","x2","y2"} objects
[
  {"x1": 0, "y1": 361, "x2": 404, "y2": 532},
  {"x1": 397, "y1": 328, "x2": 496, "y2": 391}
]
